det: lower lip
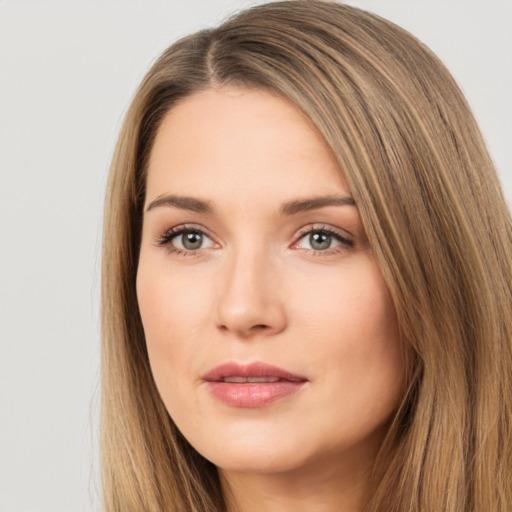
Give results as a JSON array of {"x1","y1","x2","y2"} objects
[{"x1": 206, "y1": 381, "x2": 305, "y2": 408}]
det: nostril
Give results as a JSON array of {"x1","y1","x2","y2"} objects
[{"x1": 217, "y1": 323, "x2": 271, "y2": 336}]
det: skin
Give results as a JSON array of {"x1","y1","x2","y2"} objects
[{"x1": 136, "y1": 87, "x2": 405, "y2": 512}]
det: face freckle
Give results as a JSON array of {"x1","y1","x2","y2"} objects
[{"x1": 136, "y1": 86, "x2": 404, "y2": 480}]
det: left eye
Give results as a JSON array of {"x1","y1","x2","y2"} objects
[{"x1": 294, "y1": 230, "x2": 349, "y2": 251}]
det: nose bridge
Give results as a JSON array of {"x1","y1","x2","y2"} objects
[{"x1": 215, "y1": 237, "x2": 286, "y2": 337}]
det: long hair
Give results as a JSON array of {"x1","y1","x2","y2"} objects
[{"x1": 101, "y1": 2, "x2": 512, "y2": 510}]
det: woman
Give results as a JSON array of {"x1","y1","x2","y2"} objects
[{"x1": 101, "y1": 1, "x2": 512, "y2": 511}]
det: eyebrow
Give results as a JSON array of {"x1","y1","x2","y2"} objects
[
  {"x1": 147, "y1": 195, "x2": 214, "y2": 214},
  {"x1": 146, "y1": 194, "x2": 356, "y2": 215},
  {"x1": 280, "y1": 195, "x2": 356, "y2": 215}
]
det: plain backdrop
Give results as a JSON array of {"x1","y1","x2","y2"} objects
[{"x1": 0, "y1": 1, "x2": 510, "y2": 511}]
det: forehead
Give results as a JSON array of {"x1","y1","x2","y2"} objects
[{"x1": 145, "y1": 87, "x2": 349, "y2": 206}]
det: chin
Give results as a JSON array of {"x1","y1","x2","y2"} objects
[
  {"x1": 187, "y1": 424, "x2": 327, "y2": 475},
  {"x1": 208, "y1": 447, "x2": 311, "y2": 475}
]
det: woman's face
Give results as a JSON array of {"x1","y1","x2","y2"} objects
[{"x1": 137, "y1": 87, "x2": 404, "y2": 477}]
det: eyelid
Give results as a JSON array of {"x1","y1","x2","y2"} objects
[
  {"x1": 291, "y1": 224, "x2": 355, "y2": 253},
  {"x1": 154, "y1": 222, "x2": 355, "y2": 257},
  {"x1": 294, "y1": 224, "x2": 354, "y2": 243},
  {"x1": 155, "y1": 223, "x2": 219, "y2": 256}
]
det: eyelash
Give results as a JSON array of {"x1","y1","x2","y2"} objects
[
  {"x1": 155, "y1": 224, "x2": 215, "y2": 258},
  {"x1": 155, "y1": 223, "x2": 354, "y2": 258},
  {"x1": 295, "y1": 225, "x2": 354, "y2": 255}
]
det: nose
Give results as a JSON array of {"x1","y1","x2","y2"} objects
[{"x1": 215, "y1": 247, "x2": 287, "y2": 339}]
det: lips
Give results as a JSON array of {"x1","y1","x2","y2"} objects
[{"x1": 202, "y1": 362, "x2": 307, "y2": 408}]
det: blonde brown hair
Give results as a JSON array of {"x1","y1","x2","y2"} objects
[{"x1": 101, "y1": 1, "x2": 512, "y2": 511}]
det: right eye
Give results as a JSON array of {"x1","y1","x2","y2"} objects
[{"x1": 157, "y1": 226, "x2": 216, "y2": 256}]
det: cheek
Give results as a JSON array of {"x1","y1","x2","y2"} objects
[
  {"x1": 294, "y1": 259, "x2": 403, "y2": 407},
  {"x1": 137, "y1": 249, "x2": 217, "y2": 337},
  {"x1": 136, "y1": 263, "x2": 206, "y2": 395},
  {"x1": 292, "y1": 256, "x2": 399, "y2": 347}
]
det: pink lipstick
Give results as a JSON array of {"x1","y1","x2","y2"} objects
[{"x1": 202, "y1": 362, "x2": 307, "y2": 408}]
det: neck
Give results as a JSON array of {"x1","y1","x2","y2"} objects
[{"x1": 219, "y1": 454, "x2": 372, "y2": 512}]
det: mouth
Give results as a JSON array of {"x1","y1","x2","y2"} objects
[
  {"x1": 221, "y1": 376, "x2": 282, "y2": 383},
  {"x1": 202, "y1": 362, "x2": 307, "y2": 408}
]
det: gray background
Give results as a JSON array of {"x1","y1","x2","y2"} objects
[{"x1": 1, "y1": 1, "x2": 510, "y2": 511}]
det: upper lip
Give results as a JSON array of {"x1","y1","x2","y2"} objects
[{"x1": 202, "y1": 362, "x2": 307, "y2": 383}]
